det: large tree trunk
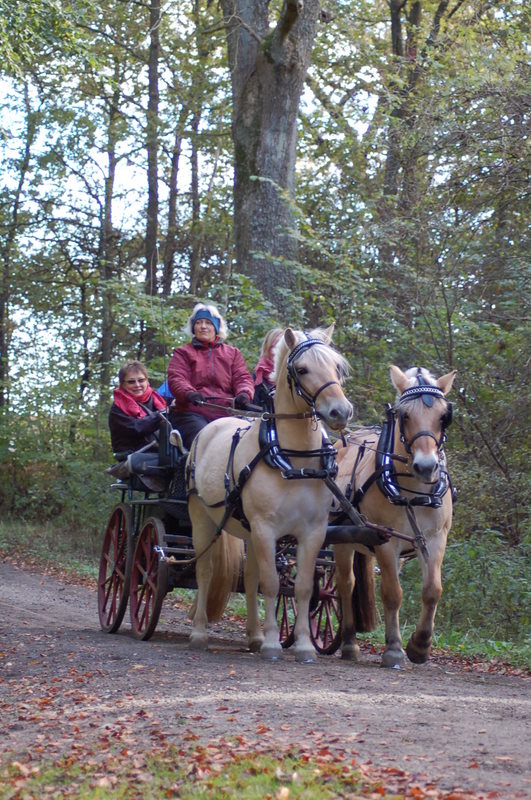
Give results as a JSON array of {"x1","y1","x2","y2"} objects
[
  {"x1": 144, "y1": 0, "x2": 161, "y2": 361},
  {"x1": 221, "y1": 0, "x2": 321, "y2": 316}
]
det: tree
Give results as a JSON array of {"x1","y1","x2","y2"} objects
[{"x1": 220, "y1": 0, "x2": 322, "y2": 317}]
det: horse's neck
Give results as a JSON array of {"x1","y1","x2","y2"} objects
[
  {"x1": 274, "y1": 387, "x2": 322, "y2": 453},
  {"x1": 275, "y1": 416, "x2": 323, "y2": 453}
]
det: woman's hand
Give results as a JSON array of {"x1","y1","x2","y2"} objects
[
  {"x1": 234, "y1": 392, "x2": 253, "y2": 410},
  {"x1": 186, "y1": 391, "x2": 206, "y2": 405}
]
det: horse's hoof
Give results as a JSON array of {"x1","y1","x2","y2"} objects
[
  {"x1": 188, "y1": 635, "x2": 208, "y2": 651},
  {"x1": 260, "y1": 646, "x2": 283, "y2": 662},
  {"x1": 341, "y1": 643, "x2": 361, "y2": 662},
  {"x1": 406, "y1": 640, "x2": 430, "y2": 664},
  {"x1": 248, "y1": 637, "x2": 264, "y2": 654},
  {"x1": 381, "y1": 648, "x2": 406, "y2": 668},
  {"x1": 295, "y1": 649, "x2": 317, "y2": 664}
]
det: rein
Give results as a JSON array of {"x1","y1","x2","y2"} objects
[{"x1": 194, "y1": 399, "x2": 320, "y2": 422}]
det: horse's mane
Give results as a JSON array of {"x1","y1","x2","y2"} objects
[{"x1": 271, "y1": 327, "x2": 349, "y2": 385}]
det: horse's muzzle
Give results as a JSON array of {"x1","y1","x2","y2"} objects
[{"x1": 321, "y1": 399, "x2": 354, "y2": 431}]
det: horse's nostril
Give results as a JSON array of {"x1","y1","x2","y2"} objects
[{"x1": 330, "y1": 409, "x2": 338, "y2": 418}]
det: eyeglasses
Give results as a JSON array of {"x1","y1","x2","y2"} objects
[{"x1": 125, "y1": 378, "x2": 147, "y2": 385}]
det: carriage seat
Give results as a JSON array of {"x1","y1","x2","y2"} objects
[{"x1": 106, "y1": 427, "x2": 188, "y2": 493}]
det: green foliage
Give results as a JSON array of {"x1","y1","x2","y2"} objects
[
  {"x1": 396, "y1": 531, "x2": 531, "y2": 648},
  {"x1": 0, "y1": 0, "x2": 528, "y2": 648}
]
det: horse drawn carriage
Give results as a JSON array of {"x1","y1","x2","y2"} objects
[
  {"x1": 97, "y1": 418, "x2": 383, "y2": 652},
  {"x1": 98, "y1": 328, "x2": 456, "y2": 667}
]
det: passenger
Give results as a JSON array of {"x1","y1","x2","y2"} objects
[
  {"x1": 108, "y1": 361, "x2": 167, "y2": 478},
  {"x1": 168, "y1": 302, "x2": 254, "y2": 449},
  {"x1": 253, "y1": 327, "x2": 284, "y2": 410}
]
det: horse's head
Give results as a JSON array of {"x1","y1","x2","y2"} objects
[
  {"x1": 390, "y1": 365, "x2": 456, "y2": 482},
  {"x1": 273, "y1": 325, "x2": 353, "y2": 431}
]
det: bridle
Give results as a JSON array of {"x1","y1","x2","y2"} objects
[
  {"x1": 396, "y1": 383, "x2": 453, "y2": 455},
  {"x1": 286, "y1": 338, "x2": 343, "y2": 412}
]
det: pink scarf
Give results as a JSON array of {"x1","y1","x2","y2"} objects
[{"x1": 113, "y1": 386, "x2": 167, "y2": 417}]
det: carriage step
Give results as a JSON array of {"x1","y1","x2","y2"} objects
[{"x1": 164, "y1": 534, "x2": 193, "y2": 545}]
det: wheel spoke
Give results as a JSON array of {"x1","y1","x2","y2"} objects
[{"x1": 98, "y1": 504, "x2": 132, "y2": 634}]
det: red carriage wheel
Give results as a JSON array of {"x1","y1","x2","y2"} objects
[
  {"x1": 129, "y1": 517, "x2": 168, "y2": 641},
  {"x1": 98, "y1": 503, "x2": 133, "y2": 633},
  {"x1": 309, "y1": 560, "x2": 342, "y2": 655},
  {"x1": 275, "y1": 538, "x2": 297, "y2": 648}
]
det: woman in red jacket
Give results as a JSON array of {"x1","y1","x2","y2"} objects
[{"x1": 168, "y1": 303, "x2": 254, "y2": 449}]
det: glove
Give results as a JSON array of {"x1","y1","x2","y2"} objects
[
  {"x1": 234, "y1": 392, "x2": 252, "y2": 410},
  {"x1": 186, "y1": 391, "x2": 206, "y2": 406}
]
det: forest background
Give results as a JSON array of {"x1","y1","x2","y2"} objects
[{"x1": 0, "y1": 0, "x2": 528, "y2": 659}]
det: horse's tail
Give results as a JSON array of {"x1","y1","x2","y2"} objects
[
  {"x1": 188, "y1": 532, "x2": 244, "y2": 623},
  {"x1": 352, "y1": 552, "x2": 378, "y2": 632}
]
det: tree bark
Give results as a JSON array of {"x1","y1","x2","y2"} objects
[
  {"x1": 98, "y1": 64, "x2": 120, "y2": 406},
  {"x1": 144, "y1": 0, "x2": 161, "y2": 360},
  {"x1": 221, "y1": 0, "x2": 321, "y2": 317},
  {"x1": 0, "y1": 83, "x2": 34, "y2": 408}
]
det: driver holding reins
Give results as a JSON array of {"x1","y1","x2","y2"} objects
[{"x1": 168, "y1": 302, "x2": 255, "y2": 449}]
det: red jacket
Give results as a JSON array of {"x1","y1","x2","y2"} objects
[{"x1": 168, "y1": 339, "x2": 254, "y2": 420}]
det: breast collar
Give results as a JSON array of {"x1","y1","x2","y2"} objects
[{"x1": 258, "y1": 403, "x2": 338, "y2": 481}]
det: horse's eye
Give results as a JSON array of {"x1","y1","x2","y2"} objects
[
  {"x1": 402, "y1": 413, "x2": 409, "y2": 423},
  {"x1": 296, "y1": 367, "x2": 308, "y2": 376}
]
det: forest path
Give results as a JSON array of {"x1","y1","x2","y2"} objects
[{"x1": 0, "y1": 558, "x2": 529, "y2": 798}]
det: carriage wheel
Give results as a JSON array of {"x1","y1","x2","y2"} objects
[
  {"x1": 98, "y1": 503, "x2": 133, "y2": 633},
  {"x1": 275, "y1": 539, "x2": 297, "y2": 649},
  {"x1": 309, "y1": 561, "x2": 342, "y2": 655},
  {"x1": 129, "y1": 517, "x2": 168, "y2": 641}
]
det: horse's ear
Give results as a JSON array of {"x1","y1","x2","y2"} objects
[
  {"x1": 389, "y1": 365, "x2": 408, "y2": 394},
  {"x1": 321, "y1": 323, "x2": 335, "y2": 344},
  {"x1": 437, "y1": 369, "x2": 457, "y2": 396},
  {"x1": 284, "y1": 328, "x2": 297, "y2": 349}
]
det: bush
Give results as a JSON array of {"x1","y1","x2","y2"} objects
[{"x1": 397, "y1": 529, "x2": 530, "y2": 645}]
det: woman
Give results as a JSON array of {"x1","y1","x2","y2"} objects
[
  {"x1": 252, "y1": 327, "x2": 283, "y2": 409},
  {"x1": 168, "y1": 302, "x2": 254, "y2": 449},
  {"x1": 108, "y1": 361, "x2": 167, "y2": 476}
]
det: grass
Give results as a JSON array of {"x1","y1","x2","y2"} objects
[{"x1": 1, "y1": 743, "x2": 408, "y2": 799}]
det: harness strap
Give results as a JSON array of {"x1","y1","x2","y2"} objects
[{"x1": 404, "y1": 505, "x2": 429, "y2": 563}]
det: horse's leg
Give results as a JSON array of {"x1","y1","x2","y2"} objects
[
  {"x1": 334, "y1": 544, "x2": 360, "y2": 661},
  {"x1": 406, "y1": 537, "x2": 446, "y2": 663},
  {"x1": 292, "y1": 533, "x2": 328, "y2": 664},
  {"x1": 188, "y1": 496, "x2": 216, "y2": 650},
  {"x1": 378, "y1": 545, "x2": 406, "y2": 668},
  {"x1": 251, "y1": 530, "x2": 282, "y2": 661},
  {"x1": 244, "y1": 538, "x2": 264, "y2": 652}
]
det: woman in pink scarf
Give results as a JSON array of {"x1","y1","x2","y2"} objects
[{"x1": 108, "y1": 361, "x2": 167, "y2": 457}]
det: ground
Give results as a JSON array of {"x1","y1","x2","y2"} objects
[{"x1": 0, "y1": 556, "x2": 529, "y2": 799}]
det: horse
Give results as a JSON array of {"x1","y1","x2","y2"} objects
[
  {"x1": 333, "y1": 364, "x2": 456, "y2": 667},
  {"x1": 185, "y1": 325, "x2": 353, "y2": 663}
]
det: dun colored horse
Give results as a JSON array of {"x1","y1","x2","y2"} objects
[
  {"x1": 186, "y1": 326, "x2": 353, "y2": 663},
  {"x1": 334, "y1": 365, "x2": 456, "y2": 667}
]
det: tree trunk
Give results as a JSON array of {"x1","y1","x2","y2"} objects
[
  {"x1": 144, "y1": 0, "x2": 161, "y2": 361},
  {"x1": 98, "y1": 68, "x2": 120, "y2": 406},
  {"x1": 0, "y1": 83, "x2": 34, "y2": 408},
  {"x1": 221, "y1": 0, "x2": 321, "y2": 317}
]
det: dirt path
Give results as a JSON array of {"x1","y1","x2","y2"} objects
[{"x1": 0, "y1": 557, "x2": 529, "y2": 798}]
